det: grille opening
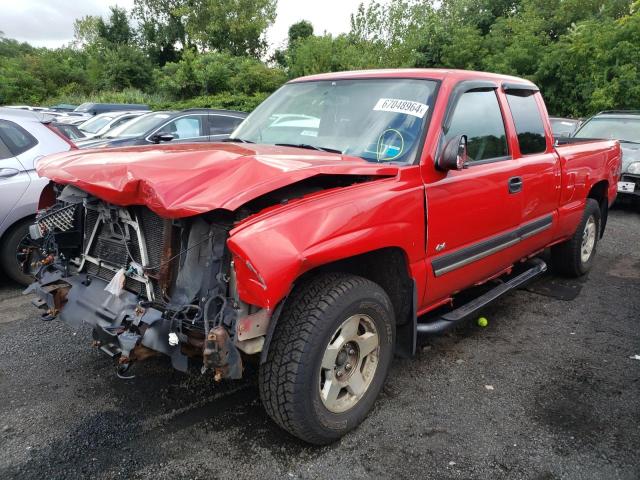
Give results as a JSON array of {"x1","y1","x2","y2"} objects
[{"x1": 82, "y1": 206, "x2": 170, "y2": 301}]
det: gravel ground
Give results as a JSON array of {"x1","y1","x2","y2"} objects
[{"x1": 0, "y1": 208, "x2": 638, "y2": 480}]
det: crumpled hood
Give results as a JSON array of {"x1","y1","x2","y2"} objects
[{"x1": 36, "y1": 143, "x2": 399, "y2": 218}]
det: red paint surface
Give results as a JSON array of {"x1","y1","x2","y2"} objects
[{"x1": 36, "y1": 69, "x2": 622, "y2": 313}]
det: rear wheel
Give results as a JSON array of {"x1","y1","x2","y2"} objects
[
  {"x1": 0, "y1": 218, "x2": 38, "y2": 286},
  {"x1": 259, "y1": 273, "x2": 394, "y2": 445},
  {"x1": 551, "y1": 199, "x2": 601, "y2": 277}
]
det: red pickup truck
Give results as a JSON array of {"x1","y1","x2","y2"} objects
[{"x1": 28, "y1": 69, "x2": 621, "y2": 444}]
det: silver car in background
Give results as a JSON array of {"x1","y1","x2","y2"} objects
[
  {"x1": 77, "y1": 111, "x2": 148, "y2": 139},
  {"x1": 0, "y1": 108, "x2": 75, "y2": 284}
]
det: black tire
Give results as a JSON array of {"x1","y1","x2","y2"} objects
[
  {"x1": 0, "y1": 218, "x2": 36, "y2": 286},
  {"x1": 551, "y1": 199, "x2": 601, "y2": 277},
  {"x1": 259, "y1": 273, "x2": 395, "y2": 445}
]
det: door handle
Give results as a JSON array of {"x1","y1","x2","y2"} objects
[
  {"x1": 508, "y1": 176, "x2": 523, "y2": 194},
  {"x1": 0, "y1": 168, "x2": 20, "y2": 179}
]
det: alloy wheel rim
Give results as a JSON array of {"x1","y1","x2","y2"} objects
[
  {"x1": 319, "y1": 314, "x2": 380, "y2": 413},
  {"x1": 581, "y1": 216, "x2": 596, "y2": 263}
]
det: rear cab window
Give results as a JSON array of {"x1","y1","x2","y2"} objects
[{"x1": 505, "y1": 91, "x2": 547, "y2": 155}]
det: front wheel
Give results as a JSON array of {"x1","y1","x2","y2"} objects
[
  {"x1": 259, "y1": 273, "x2": 394, "y2": 445},
  {"x1": 551, "y1": 198, "x2": 601, "y2": 277}
]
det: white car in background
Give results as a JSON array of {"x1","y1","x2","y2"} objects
[
  {"x1": 77, "y1": 111, "x2": 147, "y2": 139},
  {"x1": 0, "y1": 108, "x2": 75, "y2": 285}
]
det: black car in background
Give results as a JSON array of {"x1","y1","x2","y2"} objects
[
  {"x1": 75, "y1": 109, "x2": 248, "y2": 149},
  {"x1": 572, "y1": 110, "x2": 640, "y2": 201},
  {"x1": 74, "y1": 102, "x2": 150, "y2": 116},
  {"x1": 49, "y1": 104, "x2": 78, "y2": 112}
]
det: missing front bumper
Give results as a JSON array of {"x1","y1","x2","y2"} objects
[{"x1": 26, "y1": 270, "x2": 189, "y2": 372}]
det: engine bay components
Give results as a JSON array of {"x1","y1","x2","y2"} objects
[{"x1": 26, "y1": 186, "x2": 269, "y2": 380}]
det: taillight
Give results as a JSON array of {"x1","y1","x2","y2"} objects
[{"x1": 44, "y1": 123, "x2": 78, "y2": 150}]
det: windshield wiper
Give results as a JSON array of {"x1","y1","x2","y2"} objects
[
  {"x1": 222, "y1": 137, "x2": 255, "y2": 143},
  {"x1": 275, "y1": 143, "x2": 342, "y2": 154},
  {"x1": 619, "y1": 140, "x2": 640, "y2": 145}
]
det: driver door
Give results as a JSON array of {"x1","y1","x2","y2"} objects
[{"x1": 423, "y1": 86, "x2": 523, "y2": 304}]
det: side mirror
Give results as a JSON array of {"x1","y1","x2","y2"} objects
[
  {"x1": 438, "y1": 134, "x2": 468, "y2": 171},
  {"x1": 150, "y1": 133, "x2": 174, "y2": 143}
]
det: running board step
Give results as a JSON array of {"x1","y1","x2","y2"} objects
[{"x1": 417, "y1": 258, "x2": 547, "y2": 335}]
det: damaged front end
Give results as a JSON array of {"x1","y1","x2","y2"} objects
[{"x1": 26, "y1": 184, "x2": 272, "y2": 380}]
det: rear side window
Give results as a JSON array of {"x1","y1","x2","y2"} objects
[
  {"x1": 506, "y1": 91, "x2": 547, "y2": 155},
  {"x1": 0, "y1": 137, "x2": 12, "y2": 159},
  {"x1": 446, "y1": 90, "x2": 508, "y2": 162},
  {"x1": 0, "y1": 120, "x2": 39, "y2": 156},
  {"x1": 209, "y1": 115, "x2": 244, "y2": 135}
]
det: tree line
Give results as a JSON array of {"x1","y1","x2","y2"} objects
[{"x1": 1, "y1": 0, "x2": 639, "y2": 116}]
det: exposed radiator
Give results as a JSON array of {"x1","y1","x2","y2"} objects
[{"x1": 83, "y1": 206, "x2": 170, "y2": 301}]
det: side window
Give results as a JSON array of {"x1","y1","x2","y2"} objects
[
  {"x1": 0, "y1": 137, "x2": 13, "y2": 160},
  {"x1": 506, "y1": 91, "x2": 547, "y2": 154},
  {"x1": 446, "y1": 90, "x2": 508, "y2": 162},
  {"x1": 209, "y1": 115, "x2": 244, "y2": 135},
  {"x1": 0, "y1": 120, "x2": 38, "y2": 156},
  {"x1": 159, "y1": 115, "x2": 205, "y2": 139}
]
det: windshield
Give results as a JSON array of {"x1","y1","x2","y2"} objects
[
  {"x1": 231, "y1": 79, "x2": 438, "y2": 163},
  {"x1": 105, "y1": 112, "x2": 172, "y2": 139},
  {"x1": 79, "y1": 115, "x2": 114, "y2": 134},
  {"x1": 574, "y1": 117, "x2": 640, "y2": 143}
]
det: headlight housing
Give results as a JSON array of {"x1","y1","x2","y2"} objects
[{"x1": 627, "y1": 162, "x2": 640, "y2": 174}]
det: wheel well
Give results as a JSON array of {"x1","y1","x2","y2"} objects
[
  {"x1": 587, "y1": 180, "x2": 608, "y2": 237},
  {"x1": 279, "y1": 248, "x2": 416, "y2": 358},
  {"x1": 295, "y1": 247, "x2": 413, "y2": 326},
  {"x1": 0, "y1": 214, "x2": 35, "y2": 244}
]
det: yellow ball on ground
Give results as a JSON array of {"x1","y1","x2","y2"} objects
[{"x1": 477, "y1": 316, "x2": 489, "y2": 327}]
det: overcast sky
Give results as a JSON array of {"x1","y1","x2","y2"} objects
[{"x1": 0, "y1": 0, "x2": 378, "y2": 50}]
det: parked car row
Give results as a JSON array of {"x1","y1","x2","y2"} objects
[
  {"x1": 0, "y1": 104, "x2": 247, "y2": 286},
  {"x1": 75, "y1": 109, "x2": 247, "y2": 148}
]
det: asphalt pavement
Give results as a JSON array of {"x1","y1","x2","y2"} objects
[{"x1": 0, "y1": 207, "x2": 638, "y2": 480}]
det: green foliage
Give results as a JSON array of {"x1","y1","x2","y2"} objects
[
  {"x1": 132, "y1": 0, "x2": 187, "y2": 65},
  {"x1": 285, "y1": 34, "x2": 387, "y2": 78},
  {"x1": 153, "y1": 92, "x2": 271, "y2": 111},
  {"x1": 179, "y1": 0, "x2": 277, "y2": 57},
  {"x1": 155, "y1": 50, "x2": 286, "y2": 99},
  {"x1": 537, "y1": 13, "x2": 640, "y2": 115},
  {"x1": 288, "y1": 20, "x2": 314, "y2": 44},
  {"x1": 97, "y1": 6, "x2": 134, "y2": 45}
]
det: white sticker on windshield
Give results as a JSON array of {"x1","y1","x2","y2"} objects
[
  {"x1": 373, "y1": 98, "x2": 429, "y2": 118},
  {"x1": 300, "y1": 130, "x2": 318, "y2": 137}
]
